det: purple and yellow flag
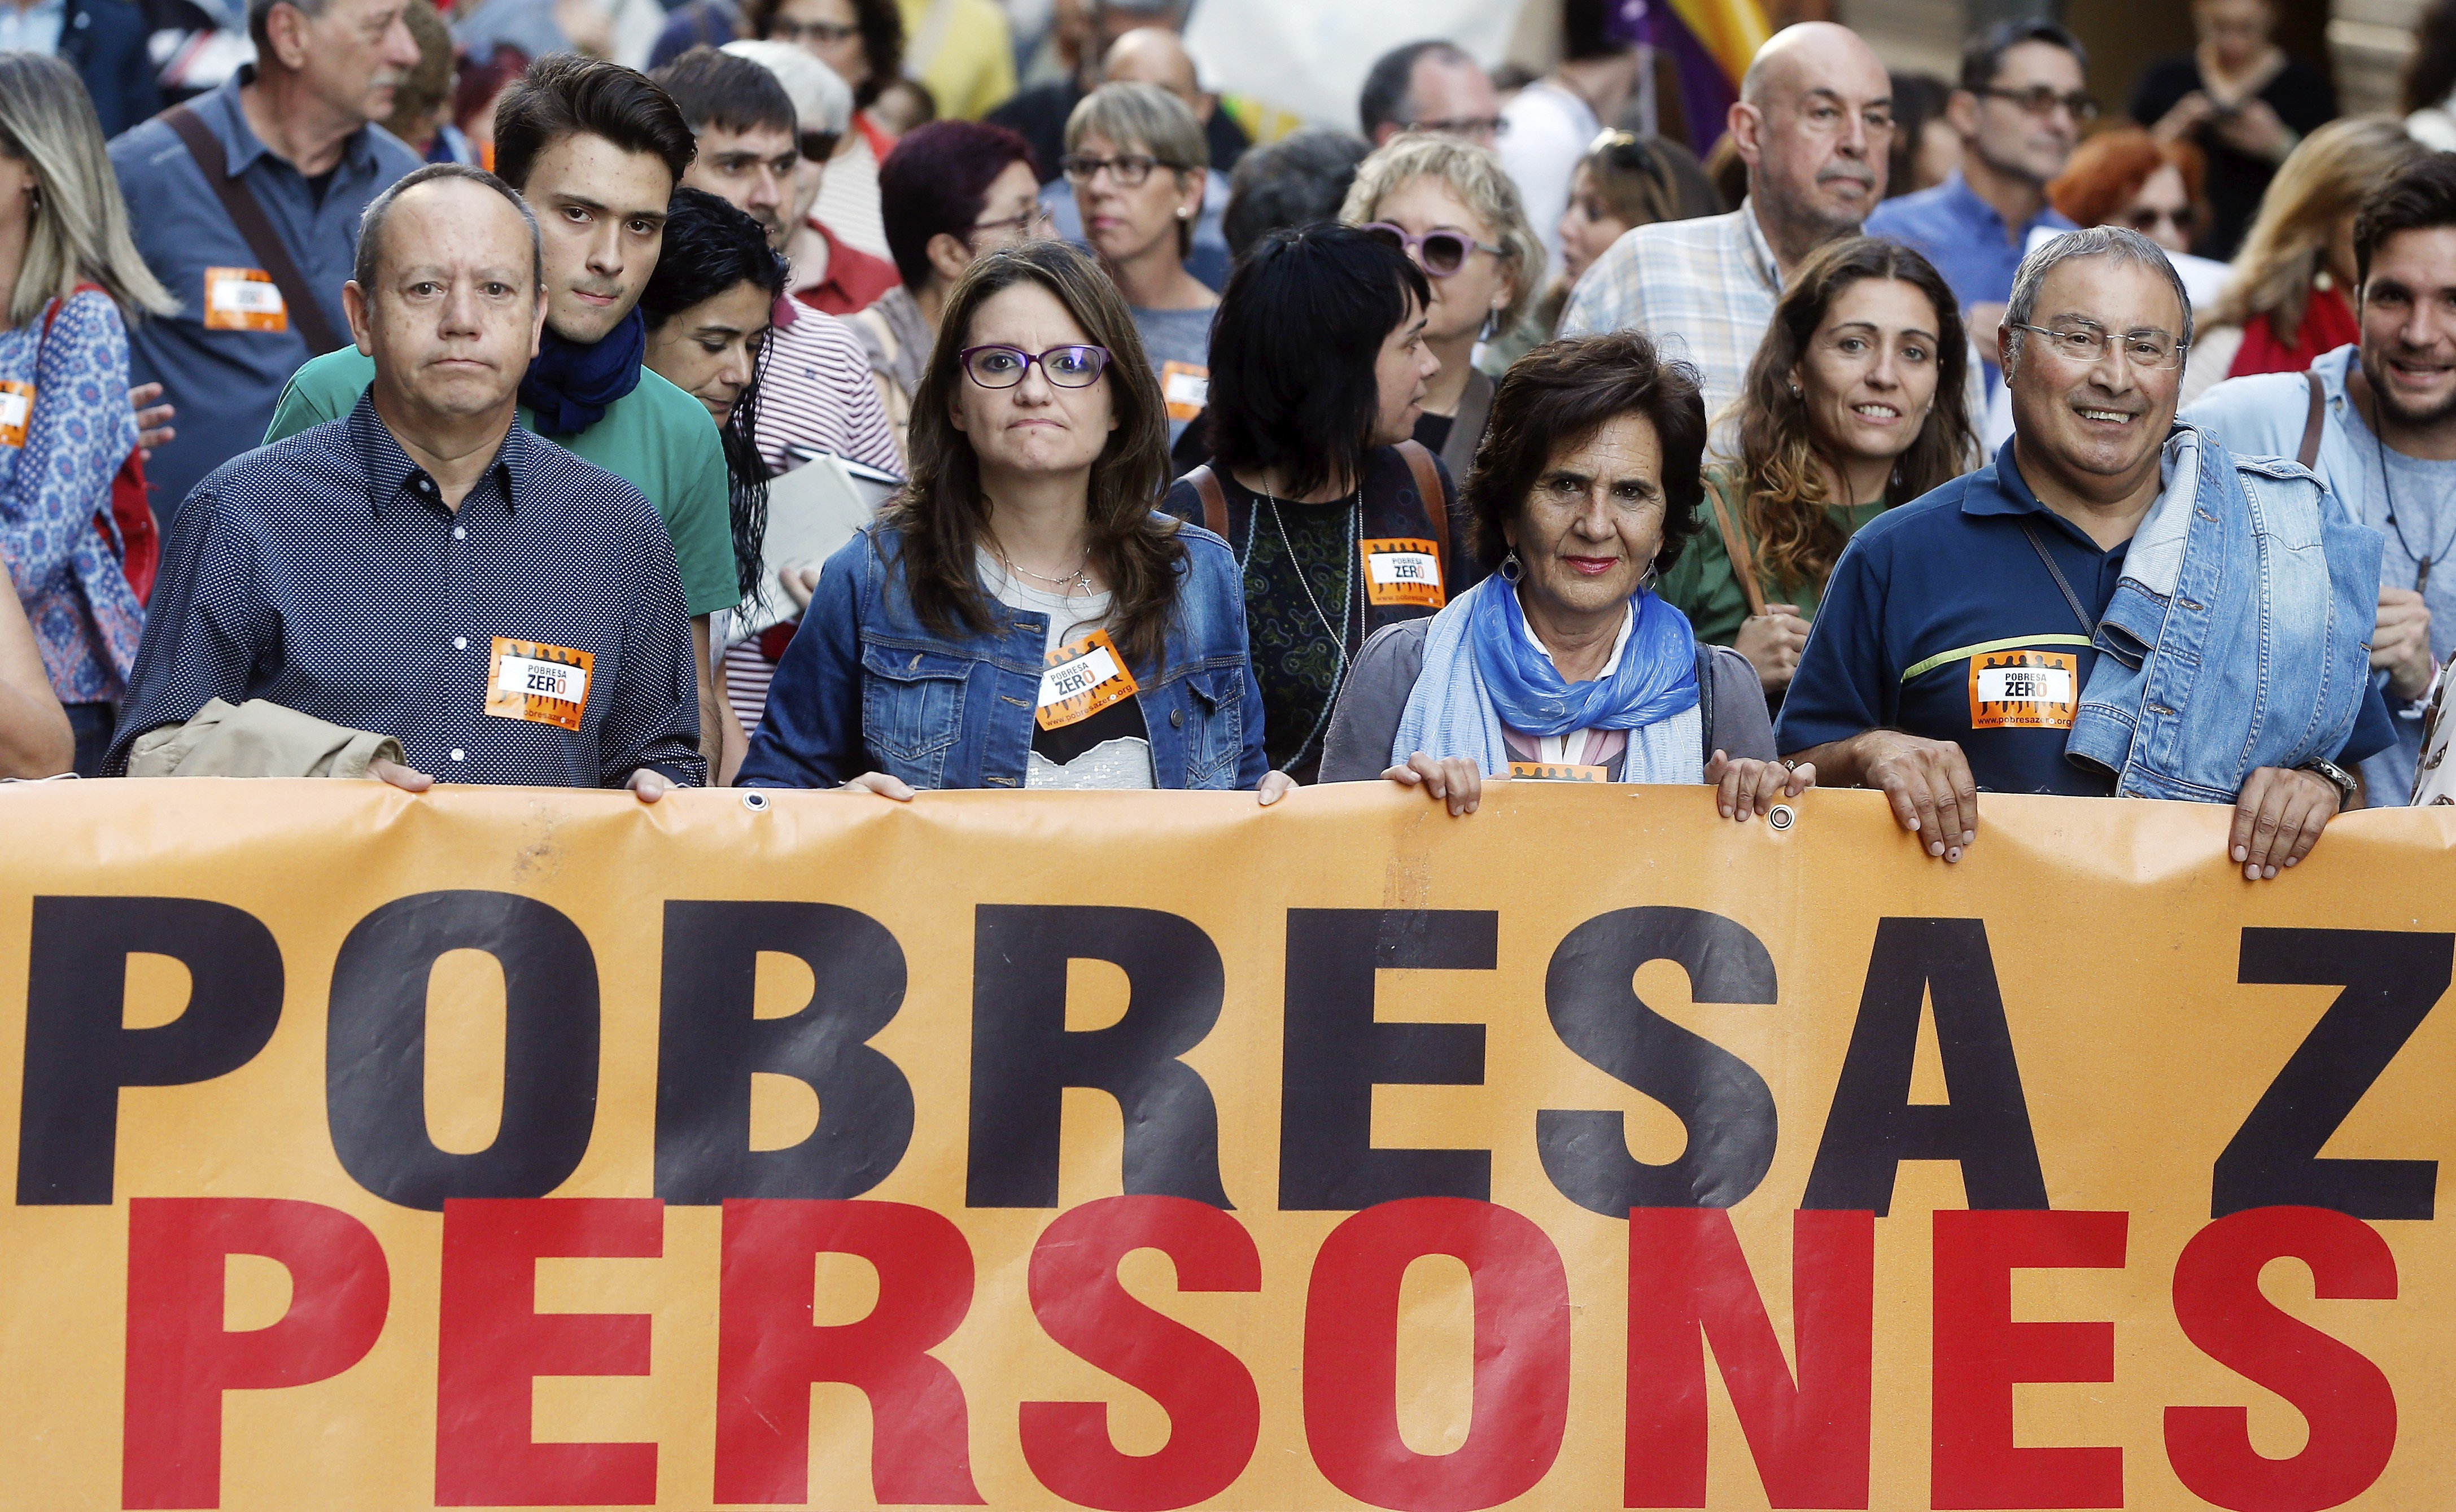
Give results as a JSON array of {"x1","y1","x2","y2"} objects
[{"x1": 1616, "y1": 0, "x2": 1772, "y2": 153}]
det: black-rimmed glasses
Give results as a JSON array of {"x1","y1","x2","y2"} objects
[
  {"x1": 1979, "y1": 85, "x2": 2100, "y2": 123},
  {"x1": 959, "y1": 344, "x2": 1114, "y2": 388}
]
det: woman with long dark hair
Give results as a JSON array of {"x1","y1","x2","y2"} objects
[
  {"x1": 1658, "y1": 237, "x2": 1976, "y2": 700},
  {"x1": 639, "y1": 188, "x2": 789, "y2": 775},
  {"x1": 738, "y1": 241, "x2": 1284, "y2": 798},
  {"x1": 641, "y1": 187, "x2": 789, "y2": 607}
]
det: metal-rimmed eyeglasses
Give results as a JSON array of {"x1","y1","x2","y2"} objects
[
  {"x1": 1360, "y1": 221, "x2": 1504, "y2": 278},
  {"x1": 959, "y1": 344, "x2": 1115, "y2": 389},
  {"x1": 2011, "y1": 323, "x2": 2187, "y2": 370}
]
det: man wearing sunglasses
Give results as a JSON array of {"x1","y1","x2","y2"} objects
[
  {"x1": 1864, "y1": 21, "x2": 2088, "y2": 380},
  {"x1": 656, "y1": 43, "x2": 901, "y2": 473},
  {"x1": 1777, "y1": 228, "x2": 2394, "y2": 881}
]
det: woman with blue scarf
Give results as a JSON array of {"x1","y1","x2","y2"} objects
[{"x1": 1321, "y1": 333, "x2": 1813, "y2": 818}]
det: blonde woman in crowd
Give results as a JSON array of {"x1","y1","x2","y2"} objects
[
  {"x1": 1341, "y1": 132, "x2": 1542, "y2": 486},
  {"x1": 0, "y1": 54, "x2": 177, "y2": 775},
  {"x1": 2180, "y1": 117, "x2": 2421, "y2": 405}
]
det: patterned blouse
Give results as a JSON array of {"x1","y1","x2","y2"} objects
[{"x1": 0, "y1": 289, "x2": 144, "y2": 704}]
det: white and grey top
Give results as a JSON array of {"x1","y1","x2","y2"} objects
[{"x1": 977, "y1": 548, "x2": 1157, "y2": 790}]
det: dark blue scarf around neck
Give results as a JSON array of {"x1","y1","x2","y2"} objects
[{"x1": 519, "y1": 308, "x2": 645, "y2": 436}]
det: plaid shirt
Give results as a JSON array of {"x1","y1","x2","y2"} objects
[
  {"x1": 1559, "y1": 202, "x2": 1783, "y2": 449},
  {"x1": 1559, "y1": 198, "x2": 1990, "y2": 462}
]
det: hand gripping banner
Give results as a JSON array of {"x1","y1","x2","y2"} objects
[{"x1": 1, "y1": 780, "x2": 2451, "y2": 1511}]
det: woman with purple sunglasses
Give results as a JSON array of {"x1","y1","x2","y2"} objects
[{"x1": 1341, "y1": 133, "x2": 1545, "y2": 488}]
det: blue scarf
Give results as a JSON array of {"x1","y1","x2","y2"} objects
[
  {"x1": 1389, "y1": 576, "x2": 1705, "y2": 781},
  {"x1": 1472, "y1": 575, "x2": 1700, "y2": 735},
  {"x1": 519, "y1": 308, "x2": 644, "y2": 435}
]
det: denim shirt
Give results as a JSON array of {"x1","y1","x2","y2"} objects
[
  {"x1": 738, "y1": 517, "x2": 1269, "y2": 790},
  {"x1": 2069, "y1": 422, "x2": 2383, "y2": 802}
]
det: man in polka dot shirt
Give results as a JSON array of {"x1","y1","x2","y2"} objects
[{"x1": 106, "y1": 165, "x2": 706, "y2": 794}]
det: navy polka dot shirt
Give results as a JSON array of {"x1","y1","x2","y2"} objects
[{"x1": 107, "y1": 394, "x2": 706, "y2": 787}]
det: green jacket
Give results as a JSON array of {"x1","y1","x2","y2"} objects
[{"x1": 1660, "y1": 462, "x2": 1887, "y2": 648}]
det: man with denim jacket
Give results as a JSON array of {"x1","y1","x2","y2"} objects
[
  {"x1": 1779, "y1": 227, "x2": 2394, "y2": 880},
  {"x1": 2184, "y1": 154, "x2": 2456, "y2": 805}
]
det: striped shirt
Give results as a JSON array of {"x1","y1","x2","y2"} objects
[{"x1": 757, "y1": 299, "x2": 903, "y2": 475}]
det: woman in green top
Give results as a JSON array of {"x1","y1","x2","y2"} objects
[{"x1": 1662, "y1": 236, "x2": 1978, "y2": 699}]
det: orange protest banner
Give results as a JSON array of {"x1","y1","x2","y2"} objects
[{"x1": 0, "y1": 780, "x2": 2451, "y2": 1512}]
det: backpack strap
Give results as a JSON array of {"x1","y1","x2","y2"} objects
[
  {"x1": 164, "y1": 105, "x2": 344, "y2": 356},
  {"x1": 1694, "y1": 645, "x2": 1719, "y2": 766},
  {"x1": 1395, "y1": 438, "x2": 1449, "y2": 571},
  {"x1": 2297, "y1": 370, "x2": 2325, "y2": 471},
  {"x1": 1702, "y1": 474, "x2": 1769, "y2": 620},
  {"x1": 1185, "y1": 464, "x2": 1230, "y2": 540}
]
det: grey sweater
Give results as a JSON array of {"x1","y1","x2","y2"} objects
[{"x1": 1317, "y1": 617, "x2": 1773, "y2": 783}]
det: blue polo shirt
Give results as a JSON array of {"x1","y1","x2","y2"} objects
[
  {"x1": 108, "y1": 68, "x2": 420, "y2": 522},
  {"x1": 1774, "y1": 439, "x2": 2394, "y2": 797},
  {"x1": 1865, "y1": 171, "x2": 2073, "y2": 384}
]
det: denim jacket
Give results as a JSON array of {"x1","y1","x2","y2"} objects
[
  {"x1": 737, "y1": 517, "x2": 1269, "y2": 790},
  {"x1": 2068, "y1": 422, "x2": 2383, "y2": 802},
  {"x1": 2184, "y1": 343, "x2": 2436, "y2": 804}
]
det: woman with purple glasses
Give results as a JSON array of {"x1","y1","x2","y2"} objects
[
  {"x1": 738, "y1": 241, "x2": 1287, "y2": 799},
  {"x1": 1340, "y1": 133, "x2": 1544, "y2": 485}
]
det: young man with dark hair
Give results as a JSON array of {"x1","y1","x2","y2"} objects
[
  {"x1": 263, "y1": 54, "x2": 742, "y2": 769},
  {"x1": 652, "y1": 44, "x2": 899, "y2": 473},
  {"x1": 1864, "y1": 20, "x2": 2089, "y2": 370},
  {"x1": 112, "y1": 164, "x2": 703, "y2": 793},
  {"x1": 2187, "y1": 153, "x2": 2456, "y2": 804}
]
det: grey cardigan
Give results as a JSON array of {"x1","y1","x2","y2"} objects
[{"x1": 1317, "y1": 617, "x2": 1773, "y2": 783}]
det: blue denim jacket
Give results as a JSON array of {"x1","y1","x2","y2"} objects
[
  {"x1": 738, "y1": 517, "x2": 1269, "y2": 790},
  {"x1": 2068, "y1": 422, "x2": 2383, "y2": 802}
]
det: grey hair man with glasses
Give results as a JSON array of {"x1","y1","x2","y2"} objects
[{"x1": 1777, "y1": 226, "x2": 2395, "y2": 881}]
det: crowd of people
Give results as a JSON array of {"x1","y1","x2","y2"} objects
[{"x1": 3, "y1": 0, "x2": 2454, "y2": 885}]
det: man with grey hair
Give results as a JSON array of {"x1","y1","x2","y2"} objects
[
  {"x1": 109, "y1": 0, "x2": 423, "y2": 523},
  {"x1": 1560, "y1": 21, "x2": 1891, "y2": 435},
  {"x1": 109, "y1": 164, "x2": 704, "y2": 795},
  {"x1": 1777, "y1": 226, "x2": 2395, "y2": 880}
]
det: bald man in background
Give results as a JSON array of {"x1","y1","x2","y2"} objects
[
  {"x1": 1560, "y1": 21, "x2": 1895, "y2": 426},
  {"x1": 1037, "y1": 25, "x2": 1239, "y2": 289}
]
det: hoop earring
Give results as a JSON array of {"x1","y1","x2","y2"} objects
[
  {"x1": 1638, "y1": 557, "x2": 1660, "y2": 592},
  {"x1": 1498, "y1": 549, "x2": 1523, "y2": 584}
]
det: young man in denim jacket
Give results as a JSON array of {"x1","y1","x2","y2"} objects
[
  {"x1": 1778, "y1": 227, "x2": 2396, "y2": 880},
  {"x1": 2186, "y1": 154, "x2": 2456, "y2": 805}
]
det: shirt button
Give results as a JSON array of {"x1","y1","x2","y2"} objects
[
  {"x1": 453, "y1": 636, "x2": 467, "y2": 650},
  {"x1": 1170, "y1": 709, "x2": 1183, "y2": 728},
  {"x1": 453, "y1": 525, "x2": 466, "y2": 539},
  {"x1": 449, "y1": 749, "x2": 465, "y2": 762}
]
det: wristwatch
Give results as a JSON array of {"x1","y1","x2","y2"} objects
[{"x1": 2299, "y1": 758, "x2": 2359, "y2": 811}]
